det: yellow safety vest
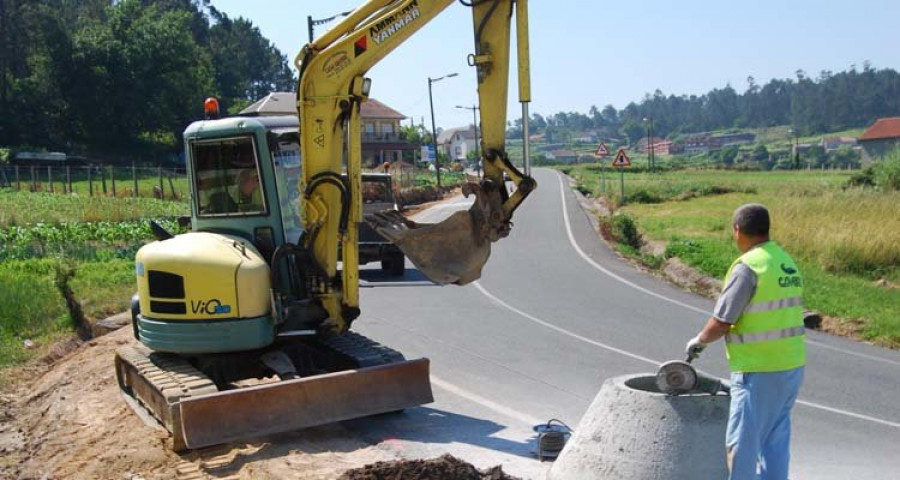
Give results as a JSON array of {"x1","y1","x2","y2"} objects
[{"x1": 724, "y1": 241, "x2": 806, "y2": 373}]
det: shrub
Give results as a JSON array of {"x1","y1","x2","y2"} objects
[
  {"x1": 627, "y1": 189, "x2": 663, "y2": 204},
  {"x1": 845, "y1": 167, "x2": 875, "y2": 188},
  {"x1": 873, "y1": 149, "x2": 900, "y2": 191},
  {"x1": 606, "y1": 214, "x2": 642, "y2": 250}
]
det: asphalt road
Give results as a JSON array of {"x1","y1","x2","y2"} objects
[{"x1": 348, "y1": 167, "x2": 900, "y2": 479}]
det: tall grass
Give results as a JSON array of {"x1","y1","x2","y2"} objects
[
  {"x1": 777, "y1": 190, "x2": 900, "y2": 278},
  {"x1": 0, "y1": 261, "x2": 69, "y2": 367},
  {"x1": 566, "y1": 166, "x2": 900, "y2": 346}
]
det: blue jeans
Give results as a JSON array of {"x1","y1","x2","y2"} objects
[{"x1": 726, "y1": 367, "x2": 804, "y2": 480}]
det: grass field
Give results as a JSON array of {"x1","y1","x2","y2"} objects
[
  {"x1": 0, "y1": 188, "x2": 188, "y2": 367},
  {"x1": 0, "y1": 173, "x2": 465, "y2": 369},
  {"x1": 562, "y1": 165, "x2": 900, "y2": 346}
]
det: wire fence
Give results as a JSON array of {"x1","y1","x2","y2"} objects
[
  {"x1": 0, "y1": 164, "x2": 188, "y2": 200},
  {"x1": 0, "y1": 162, "x2": 469, "y2": 203}
]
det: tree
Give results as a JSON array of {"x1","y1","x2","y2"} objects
[
  {"x1": 752, "y1": 144, "x2": 769, "y2": 162},
  {"x1": 715, "y1": 146, "x2": 739, "y2": 167}
]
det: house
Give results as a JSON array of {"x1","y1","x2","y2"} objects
[
  {"x1": 241, "y1": 93, "x2": 414, "y2": 168},
  {"x1": 437, "y1": 126, "x2": 478, "y2": 161},
  {"x1": 547, "y1": 149, "x2": 578, "y2": 164},
  {"x1": 633, "y1": 137, "x2": 665, "y2": 154},
  {"x1": 683, "y1": 133, "x2": 712, "y2": 154},
  {"x1": 858, "y1": 117, "x2": 900, "y2": 163},
  {"x1": 821, "y1": 136, "x2": 857, "y2": 153},
  {"x1": 683, "y1": 132, "x2": 755, "y2": 154},
  {"x1": 11, "y1": 151, "x2": 88, "y2": 167}
]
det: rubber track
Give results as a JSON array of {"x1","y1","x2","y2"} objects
[
  {"x1": 317, "y1": 331, "x2": 406, "y2": 367},
  {"x1": 116, "y1": 345, "x2": 218, "y2": 426}
]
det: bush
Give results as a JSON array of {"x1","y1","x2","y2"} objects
[
  {"x1": 627, "y1": 189, "x2": 663, "y2": 204},
  {"x1": 845, "y1": 167, "x2": 876, "y2": 188},
  {"x1": 873, "y1": 149, "x2": 900, "y2": 191},
  {"x1": 602, "y1": 214, "x2": 642, "y2": 250}
]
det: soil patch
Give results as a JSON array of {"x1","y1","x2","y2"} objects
[
  {"x1": 0, "y1": 326, "x2": 395, "y2": 480},
  {"x1": 338, "y1": 454, "x2": 520, "y2": 480}
]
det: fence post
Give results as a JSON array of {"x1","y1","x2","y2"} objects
[
  {"x1": 30, "y1": 166, "x2": 35, "y2": 192},
  {"x1": 15, "y1": 165, "x2": 20, "y2": 191},
  {"x1": 158, "y1": 166, "x2": 164, "y2": 199},
  {"x1": 111, "y1": 165, "x2": 116, "y2": 197},
  {"x1": 132, "y1": 162, "x2": 138, "y2": 198},
  {"x1": 88, "y1": 166, "x2": 93, "y2": 196},
  {"x1": 168, "y1": 169, "x2": 177, "y2": 200},
  {"x1": 101, "y1": 165, "x2": 107, "y2": 195},
  {"x1": 48, "y1": 166, "x2": 53, "y2": 193}
]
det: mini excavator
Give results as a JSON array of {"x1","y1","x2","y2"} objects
[{"x1": 115, "y1": 0, "x2": 536, "y2": 451}]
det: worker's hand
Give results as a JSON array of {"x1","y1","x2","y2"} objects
[{"x1": 685, "y1": 335, "x2": 707, "y2": 360}]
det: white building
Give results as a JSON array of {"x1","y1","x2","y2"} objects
[{"x1": 437, "y1": 126, "x2": 478, "y2": 161}]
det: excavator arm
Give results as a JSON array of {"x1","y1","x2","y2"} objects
[{"x1": 296, "y1": 0, "x2": 536, "y2": 333}]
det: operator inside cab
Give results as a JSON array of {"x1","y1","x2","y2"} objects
[{"x1": 194, "y1": 136, "x2": 266, "y2": 216}]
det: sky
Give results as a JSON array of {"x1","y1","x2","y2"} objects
[{"x1": 210, "y1": 0, "x2": 900, "y2": 131}]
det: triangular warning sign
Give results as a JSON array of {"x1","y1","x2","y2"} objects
[
  {"x1": 594, "y1": 142, "x2": 610, "y2": 156},
  {"x1": 612, "y1": 148, "x2": 631, "y2": 167}
]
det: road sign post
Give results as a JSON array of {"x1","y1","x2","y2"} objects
[{"x1": 612, "y1": 149, "x2": 631, "y2": 204}]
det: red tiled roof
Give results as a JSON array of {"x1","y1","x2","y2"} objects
[
  {"x1": 360, "y1": 98, "x2": 406, "y2": 120},
  {"x1": 859, "y1": 117, "x2": 900, "y2": 141},
  {"x1": 241, "y1": 93, "x2": 406, "y2": 120}
]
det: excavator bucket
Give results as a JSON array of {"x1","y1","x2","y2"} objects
[
  {"x1": 115, "y1": 345, "x2": 433, "y2": 451},
  {"x1": 366, "y1": 183, "x2": 498, "y2": 285}
]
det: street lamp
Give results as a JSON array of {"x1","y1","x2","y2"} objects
[
  {"x1": 307, "y1": 10, "x2": 353, "y2": 43},
  {"x1": 788, "y1": 128, "x2": 800, "y2": 170},
  {"x1": 428, "y1": 72, "x2": 458, "y2": 188},
  {"x1": 643, "y1": 117, "x2": 654, "y2": 172},
  {"x1": 456, "y1": 104, "x2": 480, "y2": 178}
]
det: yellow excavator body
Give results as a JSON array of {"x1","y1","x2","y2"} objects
[{"x1": 116, "y1": 0, "x2": 535, "y2": 451}]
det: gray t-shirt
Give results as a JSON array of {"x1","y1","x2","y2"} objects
[{"x1": 713, "y1": 262, "x2": 757, "y2": 324}]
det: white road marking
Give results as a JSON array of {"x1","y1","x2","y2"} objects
[
  {"x1": 546, "y1": 170, "x2": 900, "y2": 429},
  {"x1": 554, "y1": 171, "x2": 900, "y2": 368},
  {"x1": 475, "y1": 280, "x2": 900, "y2": 430},
  {"x1": 554, "y1": 173, "x2": 711, "y2": 316},
  {"x1": 431, "y1": 375, "x2": 543, "y2": 427},
  {"x1": 473, "y1": 282, "x2": 662, "y2": 366}
]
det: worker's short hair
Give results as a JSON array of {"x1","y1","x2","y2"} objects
[
  {"x1": 733, "y1": 203, "x2": 770, "y2": 236},
  {"x1": 236, "y1": 168, "x2": 257, "y2": 185}
]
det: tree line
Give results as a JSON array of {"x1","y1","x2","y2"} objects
[
  {"x1": 0, "y1": 0, "x2": 294, "y2": 162},
  {"x1": 508, "y1": 63, "x2": 900, "y2": 144}
]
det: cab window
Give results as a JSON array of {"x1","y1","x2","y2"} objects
[{"x1": 192, "y1": 136, "x2": 266, "y2": 216}]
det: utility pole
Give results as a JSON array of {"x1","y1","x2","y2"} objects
[
  {"x1": 307, "y1": 10, "x2": 353, "y2": 43},
  {"x1": 456, "y1": 104, "x2": 481, "y2": 178},
  {"x1": 427, "y1": 73, "x2": 458, "y2": 189}
]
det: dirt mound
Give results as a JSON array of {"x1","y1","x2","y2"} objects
[
  {"x1": 338, "y1": 454, "x2": 521, "y2": 480},
  {"x1": 0, "y1": 326, "x2": 394, "y2": 479}
]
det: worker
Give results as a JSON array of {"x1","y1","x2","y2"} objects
[
  {"x1": 685, "y1": 203, "x2": 805, "y2": 480},
  {"x1": 236, "y1": 168, "x2": 262, "y2": 212}
]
